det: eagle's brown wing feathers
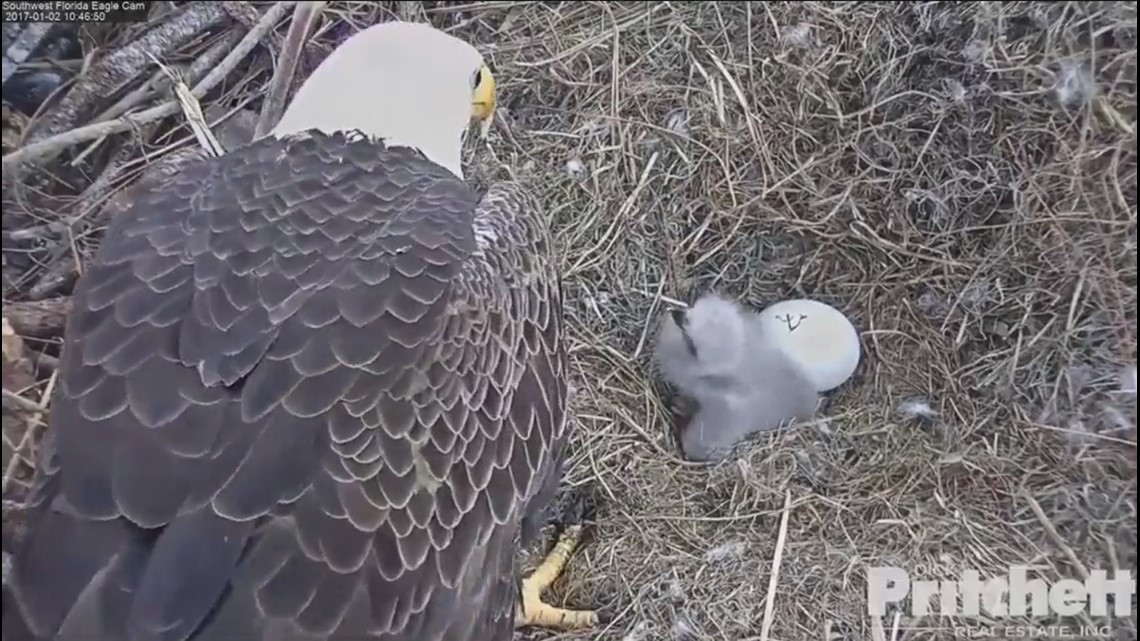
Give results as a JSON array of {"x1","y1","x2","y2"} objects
[{"x1": 6, "y1": 132, "x2": 567, "y2": 641}]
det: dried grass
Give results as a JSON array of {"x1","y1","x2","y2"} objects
[{"x1": 2, "y1": 2, "x2": 1136, "y2": 640}]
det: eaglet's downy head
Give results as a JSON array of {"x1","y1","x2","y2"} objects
[
  {"x1": 271, "y1": 20, "x2": 497, "y2": 180},
  {"x1": 654, "y1": 292, "x2": 751, "y2": 393}
]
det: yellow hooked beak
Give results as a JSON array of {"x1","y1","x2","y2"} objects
[{"x1": 471, "y1": 64, "x2": 496, "y2": 139}]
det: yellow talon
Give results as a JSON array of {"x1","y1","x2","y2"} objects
[{"x1": 515, "y1": 523, "x2": 598, "y2": 630}]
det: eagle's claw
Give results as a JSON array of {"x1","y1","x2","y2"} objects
[{"x1": 514, "y1": 523, "x2": 598, "y2": 630}]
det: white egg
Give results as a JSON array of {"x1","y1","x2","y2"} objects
[{"x1": 754, "y1": 299, "x2": 860, "y2": 392}]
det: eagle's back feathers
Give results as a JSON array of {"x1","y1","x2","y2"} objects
[{"x1": 6, "y1": 132, "x2": 568, "y2": 641}]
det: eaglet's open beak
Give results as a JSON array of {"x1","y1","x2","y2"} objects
[{"x1": 471, "y1": 64, "x2": 496, "y2": 139}]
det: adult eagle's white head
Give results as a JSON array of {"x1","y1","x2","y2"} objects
[{"x1": 272, "y1": 21, "x2": 497, "y2": 179}]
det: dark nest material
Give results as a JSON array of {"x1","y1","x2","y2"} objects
[{"x1": 2, "y1": 2, "x2": 1136, "y2": 640}]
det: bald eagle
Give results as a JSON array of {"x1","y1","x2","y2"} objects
[{"x1": 4, "y1": 21, "x2": 597, "y2": 641}]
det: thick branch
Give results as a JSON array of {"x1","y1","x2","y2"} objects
[
  {"x1": 254, "y1": 1, "x2": 326, "y2": 139},
  {"x1": 2, "y1": 23, "x2": 57, "y2": 85},
  {"x1": 23, "y1": 4, "x2": 228, "y2": 148},
  {"x1": 1, "y1": 1, "x2": 295, "y2": 171},
  {"x1": 2, "y1": 298, "x2": 72, "y2": 338}
]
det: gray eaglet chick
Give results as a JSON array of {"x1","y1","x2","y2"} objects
[{"x1": 654, "y1": 293, "x2": 818, "y2": 461}]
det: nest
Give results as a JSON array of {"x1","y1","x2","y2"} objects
[{"x1": 2, "y1": 2, "x2": 1136, "y2": 639}]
